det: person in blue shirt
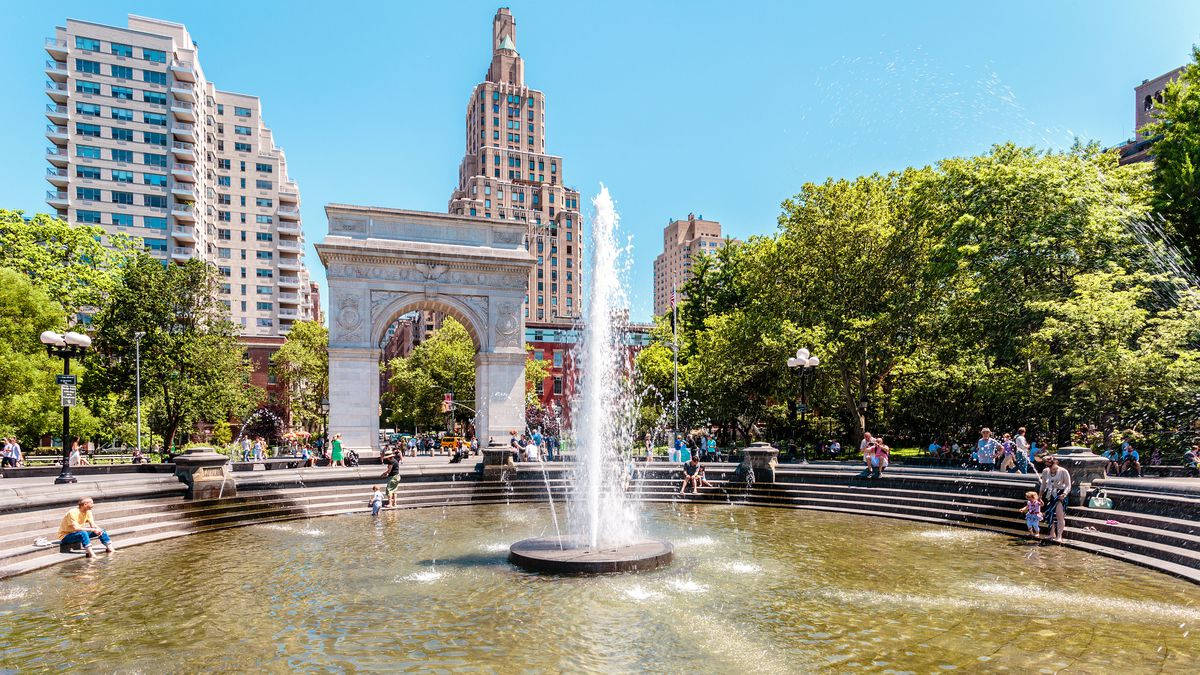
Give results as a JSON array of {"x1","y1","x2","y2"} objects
[
  {"x1": 1184, "y1": 445, "x2": 1199, "y2": 478},
  {"x1": 927, "y1": 441, "x2": 941, "y2": 456},
  {"x1": 975, "y1": 428, "x2": 999, "y2": 471},
  {"x1": 1121, "y1": 444, "x2": 1142, "y2": 477}
]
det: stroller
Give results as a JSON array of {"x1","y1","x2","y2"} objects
[{"x1": 346, "y1": 448, "x2": 360, "y2": 467}]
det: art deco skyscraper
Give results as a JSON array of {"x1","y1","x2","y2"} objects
[{"x1": 448, "y1": 8, "x2": 582, "y2": 327}]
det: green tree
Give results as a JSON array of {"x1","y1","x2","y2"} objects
[
  {"x1": 0, "y1": 268, "x2": 70, "y2": 444},
  {"x1": 0, "y1": 210, "x2": 139, "y2": 315},
  {"x1": 1145, "y1": 45, "x2": 1200, "y2": 263},
  {"x1": 270, "y1": 320, "x2": 329, "y2": 433},
  {"x1": 85, "y1": 256, "x2": 260, "y2": 449},
  {"x1": 383, "y1": 317, "x2": 477, "y2": 431},
  {"x1": 525, "y1": 344, "x2": 551, "y2": 407}
]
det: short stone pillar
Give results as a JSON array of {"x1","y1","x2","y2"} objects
[
  {"x1": 481, "y1": 441, "x2": 516, "y2": 481},
  {"x1": 173, "y1": 447, "x2": 235, "y2": 500},
  {"x1": 1055, "y1": 445, "x2": 1109, "y2": 502},
  {"x1": 740, "y1": 442, "x2": 779, "y2": 483}
]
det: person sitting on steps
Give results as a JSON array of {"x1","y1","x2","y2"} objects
[
  {"x1": 57, "y1": 497, "x2": 116, "y2": 557},
  {"x1": 680, "y1": 456, "x2": 702, "y2": 495}
]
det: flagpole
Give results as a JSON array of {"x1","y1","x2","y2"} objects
[{"x1": 672, "y1": 279, "x2": 679, "y2": 436}]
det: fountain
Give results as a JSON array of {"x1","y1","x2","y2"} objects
[{"x1": 509, "y1": 186, "x2": 674, "y2": 573}]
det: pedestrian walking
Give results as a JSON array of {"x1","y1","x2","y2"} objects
[{"x1": 330, "y1": 433, "x2": 345, "y2": 468}]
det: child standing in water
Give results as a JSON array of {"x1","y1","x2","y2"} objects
[
  {"x1": 370, "y1": 485, "x2": 384, "y2": 516},
  {"x1": 1019, "y1": 490, "x2": 1042, "y2": 539}
]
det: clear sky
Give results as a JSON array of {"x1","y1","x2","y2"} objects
[{"x1": 2, "y1": 0, "x2": 1198, "y2": 321}]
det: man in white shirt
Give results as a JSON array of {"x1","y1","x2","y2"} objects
[
  {"x1": 1013, "y1": 427, "x2": 1032, "y2": 474},
  {"x1": 1039, "y1": 455, "x2": 1072, "y2": 543},
  {"x1": 859, "y1": 432, "x2": 874, "y2": 472}
]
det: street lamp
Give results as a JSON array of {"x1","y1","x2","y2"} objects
[
  {"x1": 786, "y1": 347, "x2": 820, "y2": 462},
  {"x1": 320, "y1": 398, "x2": 330, "y2": 438},
  {"x1": 134, "y1": 331, "x2": 145, "y2": 456},
  {"x1": 40, "y1": 330, "x2": 91, "y2": 484}
]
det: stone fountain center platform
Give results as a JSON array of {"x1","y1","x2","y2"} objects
[{"x1": 509, "y1": 536, "x2": 673, "y2": 574}]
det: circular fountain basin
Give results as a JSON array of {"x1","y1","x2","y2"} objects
[{"x1": 509, "y1": 536, "x2": 673, "y2": 573}]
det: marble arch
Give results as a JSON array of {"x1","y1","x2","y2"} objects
[{"x1": 315, "y1": 204, "x2": 534, "y2": 453}]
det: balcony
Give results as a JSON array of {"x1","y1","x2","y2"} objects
[
  {"x1": 46, "y1": 147, "x2": 68, "y2": 166},
  {"x1": 171, "y1": 82, "x2": 195, "y2": 102},
  {"x1": 45, "y1": 81, "x2": 67, "y2": 102},
  {"x1": 278, "y1": 239, "x2": 302, "y2": 251},
  {"x1": 278, "y1": 182, "x2": 299, "y2": 198},
  {"x1": 277, "y1": 258, "x2": 303, "y2": 271},
  {"x1": 45, "y1": 60, "x2": 67, "y2": 81},
  {"x1": 278, "y1": 292, "x2": 300, "y2": 303},
  {"x1": 276, "y1": 222, "x2": 301, "y2": 235},
  {"x1": 44, "y1": 38, "x2": 67, "y2": 58},
  {"x1": 277, "y1": 206, "x2": 300, "y2": 220},
  {"x1": 171, "y1": 226, "x2": 196, "y2": 242},
  {"x1": 170, "y1": 60, "x2": 196, "y2": 82},
  {"x1": 45, "y1": 166, "x2": 68, "y2": 186},
  {"x1": 170, "y1": 163, "x2": 195, "y2": 182},
  {"x1": 171, "y1": 247, "x2": 194, "y2": 261},
  {"x1": 45, "y1": 104, "x2": 67, "y2": 123},
  {"x1": 46, "y1": 190, "x2": 68, "y2": 208},
  {"x1": 45, "y1": 124, "x2": 68, "y2": 144},
  {"x1": 171, "y1": 184, "x2": 196, "y2": 199},
  {"x1": 171, "y1": 203, "x2": 196, "y2": 222},
  {"x1": 278, "y1": 308, "x2": 299, "y2": 319},
  {"x1": 171, "y1": 141, "x2": 196, "y2": 162},
  {"x1": 172, "y1": 122, "x2": 196, "y2": 142},
  {"x1": 171, "y1": 103, "x2": 196, "y2": 122},
  {"x1": 277, "y1": 275, "x2": 301, "y2": 287}
]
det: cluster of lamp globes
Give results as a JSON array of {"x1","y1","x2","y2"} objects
[
  {"x1": 40, "y1": 330, "x2": 92, "y2": 349},
  {"x1": 786, "y1": 348, "x2": 820, "y2": 369}
]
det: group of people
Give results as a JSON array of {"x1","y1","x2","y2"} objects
[
  {"x1": 859, "y1": 432, "x2": 891, "y2": 478},
  {"x1": 1, "y1": 437, "x2": 24, "y2": 468},
  {"x1": 926, "y1": 427, "x2": 1039, "y2": 473},
  {"x1": 1101, "y1": 443, "x2": 1145, "y2": 478},
  {"x1": 653, "y1": 434, "x2": 719, "y2": 463},
  {"x1": 508, "y1": 430, "x2": 559, "y2": 462}
]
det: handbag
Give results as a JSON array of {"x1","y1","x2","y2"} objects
[{"x1": 1087, "y1": 490, "x2": 1114, "y2": 509}]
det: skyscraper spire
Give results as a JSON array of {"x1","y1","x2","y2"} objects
[{"x1": 488, "y1": 8, "x2": 523, "y2": 85}]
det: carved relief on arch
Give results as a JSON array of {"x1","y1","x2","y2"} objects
[{"x1": 494, "y1": 300, "x2": 521, "y2": 348}]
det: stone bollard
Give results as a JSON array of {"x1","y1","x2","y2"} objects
[
  {"x1": 481, "y1": 442, "x2": 517, "y2": 481},
  {"x1": 740, "y1": 442, "x2": 779, "y2": 484},
  {"x1": 1054, "y1": 445, "x2": 1109, "y2": 503},
  {"x1": 173, "y1": 447, "x2": 235, "y2": 500}
]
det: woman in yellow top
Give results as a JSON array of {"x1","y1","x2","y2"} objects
[
  {"x1": 330, "y1": 434, "x2": 344, "y2": 467},
  {"x1": 58, "y1": 497, "x2": 116, "y2": 557}
]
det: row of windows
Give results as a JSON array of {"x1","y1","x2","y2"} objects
[
  {"x1": 74, "y1": 80, "x2": 170, "y2": 105},
  {"x1": 76, "y1": 145, "x2": 166, "y2": 166},
  {"x1": 218, "y1": 229, "x2": 276, "y2": 242},
  {"x1": 214, "y1": 104, "x2": 254, "y2": 117},
  {"x1": 481, "y1": 91, "x2": 536, "y2": 107},
  {"x1": 218, "y1": 266, "x2": 279, "y2": 279},
  {"x1": 75, "y1": 59, "x2": 167, "y2": 84},
  {"x1": 76, "y1": 187, "x2": 169, "y2": 208},
  {"x1": 75, "y1": 210, "x2": 167, "y2": 229},
  {"x1": 75, "y1": 165, "x2": 167, "y2": 186},
  {"x1": 75, "y1": 123, "x2": 168, "y2": 146},
  {"x1": 74, "y1": 37, "x2": 166, "y2": 63},
  {"x1": 75, "y1": 102, "x2": 168, "y2": 126}
]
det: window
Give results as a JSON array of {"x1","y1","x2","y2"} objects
[
  {"x1": 110, "y1": 42, "x2": 132, "y2": 57},
  {"x1": 256, "y1": 251, "x2": 273, "y2": 260},
  {"x1": 144, "y1": 195, "x2": 167, "y2": 208},
  {"x1": 218, "y1": 266, "x2": 231, "y2": 277},
  {"x1": 255, "y1": 198, "x2": 273, "y2": 207},
  {"x1": 255, "y1": 215, "x2": 273, "y2": 224},
  {"x1": 256, "y1": 269, "x2": 273, "y2": 278},
  {"x1": 111, "y1": 169, "x2": 133, "y2": 183},
  {"x1": 143, "y1": 173, "x2": 167, "y2": 187},
  {"x1": 111, "y1": 86, "x2": 133, "y2": 100},
  {"x1": 218, "y1": 211, "x2": 231, "y2": 222},
  {"x1": 76, "y1": 80, "x2": 100, "y2": 95},
  {"x1": 217, "y1": 229, "x2": 231, "y2": 240},
  {"x1": 143, "y1": 112, "x2": 167, "y2": 126},
  {"x1": 234, "y1": 142, "x2": 252, "y2": 152},
  {"x1": 142, "y1": 48, "x2": 166, "y2": 63},
  {"x1": 234, "y1": 106, "x2": 252, "y2": 117},
  {"x1": 76, "y1": 59, "x2": 100, "y2": 74},
  {"x1": 256, "y1": 285, "x2": 272, "y2": 294},
  {"x1": 111, "y1": 148, "x2": 134, "y2": 163},
  {"x1": 257, "y1": 318, "x2": 273, "y2": 327},
  {"x1": 144, "y1": 131, "x2": 167, "y2": 146},
  {"x1": 76, "y1": 123, "x2": 101, "y2": 137},
  {"x1": 143, "y1": 70, "x2": 167, "y2": 85},
  {"x1": 111, "y1": 107, "x2": 133, "y2": 121},
  {"x1": 143, "y1": 153, "x2": 167, "y2": 167},
  {"x1": 553, "y1": 377, "x2": 563, "y2": 395},
  {"x1": 255, "y1": 179, "x2": 272, "y2": 189},
  {"x1": 255, "y1": 163, "x2": 272, "y2": 173},
  {"x1": 144, "y1": 216, "x2": 166, "y2": 229},
  {"x1": 143, "y1": 91, "x2": 167, "y2": 105},
  {"x1": 111, "y1": 191, "x2": 133, "y2": 205},
  {"x1": 234, "y1": 125, "x2": 252, "y2": 136},
  {"x1": 255, "y1": 232, "x2": 273, "y2": 241},
  {"x1": 111, "y1": 213, "x2": 133, "y2": 227},
  {"x1": 218, "y1": 159, "x2": 231, "y2": 170},
  {"x1": 112, "y1": 128, "x2": 134, "y2": 142},
  {"x1": 76, "y1": 210, "x2": 101, "y2": 223},
  {"x1": 76, "y1": 165, "x2": 101, "y2": 179},
  {"x1": 76, "y1": 102, "x2": 100, "y2": 116},
  {"x1": 218, "y1": 176, "x2": 231, "y2": 187},
  {"x1": 256, "y1": 302, "x2": 273, "y2": 311},
  {"x1": 143, "y1": 238, "x2": 167, "y2": 253},
  {"x1": 76, "y1": 187, "x2": 101, "y2": 201},
  {"x1": 75, "y1": 37, "x2": 101, "y2": 51},
  {"x1": 111, "y1": 65, "x2": 133, "y2": 79}
]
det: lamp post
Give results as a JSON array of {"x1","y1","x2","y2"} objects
[
  {"x1": 134, "y1": 331, "x2": 145, "y2": 455},
  {"x1": 320, "y1": 398, "x2": 330, "y2": 440},
  {"x1": 786, "y1": 348, "x2": 820, "y2": 461},
  {"x1": 40, "y1": 330, "x2": 91, "y2": 484}
]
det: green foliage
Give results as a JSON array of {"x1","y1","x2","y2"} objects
[
  {"x1": 0, "y1": 268, "x2": 72, "y2": 443},
  {"x1": 525, "y1": 344, "x2": 551, "y2": 407},
  {"x1": 212, "y1": 419, "x2": 232, "y2": 446},
  {"x1": 383, "y1": 317, "x2": 478, "y2": 431},
  {"x1": 1145, "y1": 45, "x2": 1200, "y2": 263},
  {"x1": 270, "y1": 320, "x2": 329, "y2": 433},
  {"x1": 0, "y1": 210, "x2": 139, "y2": 315},
  {"x1": 85, "y1": 256, "x2": 261, "y2": 447}
]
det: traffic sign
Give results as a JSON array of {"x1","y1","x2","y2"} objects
[
  {"x1": 55, "y1": 374, "x2": 76, "y2": 385},
  {"x1": 60, "y1": 383, "x2": 77, "y2": 407}
]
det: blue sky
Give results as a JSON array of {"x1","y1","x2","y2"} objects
[{"x1": 2, "y1": 0, "x2": 1198, "y2": 320}]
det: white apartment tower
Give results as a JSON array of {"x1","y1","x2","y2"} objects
[
  {"x1": 448, "y1": 8, "x2": 582, "y2": 326},
  {"x1": 43, "y1": 15, "x2": 313, "y2": 336}
]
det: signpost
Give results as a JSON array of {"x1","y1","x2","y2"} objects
[{"x1": 57, "y1": 374, "x2": 77, "y2": 407}]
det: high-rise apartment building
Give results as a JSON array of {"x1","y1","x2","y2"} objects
[
  {"x1": 652, "y1": 213, "x2": 732, "y2": 316},
  {"x1": 447, "y1": 8, "x2": 582, "y2": 326},
  {"x1": 43, "y1": 15, "x2": 313, "y2": 336}
]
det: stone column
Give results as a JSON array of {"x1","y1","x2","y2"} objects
[
  {"x1": 740, "y1": 442, "x2": 780, "y2": 483},
  {"x1": 173, "y1": 447, "x2": 235, "y2": 500},
  {"x1": 328, "y1": 346, "x2": 379, "y2": 453},
  {"x1": 475, "y1": 350, "x2": 526, "y2": 444},
  {"x1": 1055, "y1": 445, "x2": 1109, "y2": 502}
]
